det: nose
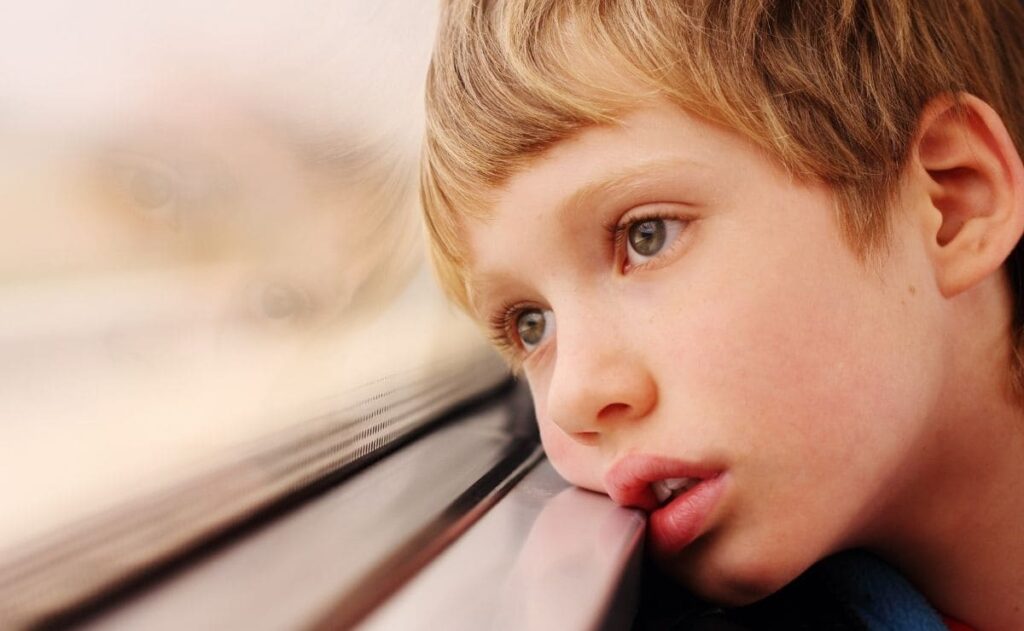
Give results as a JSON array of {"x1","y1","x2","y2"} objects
[{"x1": 544, "y1": 310, "x2": 658, "y2": 444}]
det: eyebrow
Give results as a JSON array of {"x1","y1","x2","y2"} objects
[
  {"x1": 467, "y1": 157, "x2": 705, "y2": 316},
  {"x1": 555, "y1": 157, "x2": 703, "y2": 226},
  {"x1": 466, "y1": 273, "x2": 511, "y2": 320}
]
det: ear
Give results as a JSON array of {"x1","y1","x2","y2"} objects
[{"x1": 910, "y1": 94, "x2": 1024, "y2": 297}]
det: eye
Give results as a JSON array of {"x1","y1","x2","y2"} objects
[
  {"x1": 624, "y1": 217, "x2": 687, "y2": 267},
  {"x1": 128, "y1": 161, "x2": 179, "y2": 215},
  {"x1": 515, "y1": 308, "x2": 555, "y2": 351}
]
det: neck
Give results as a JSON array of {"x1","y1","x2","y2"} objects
[{"x1": 866, "y1": 284, "x2": 1024, "y2": 630}]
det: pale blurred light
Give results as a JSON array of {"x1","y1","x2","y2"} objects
[{"x1": 0, "y1": 0, "x2": 470, "y2": 557}]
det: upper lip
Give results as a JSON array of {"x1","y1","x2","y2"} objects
[{"x1": 604, "y1": 453, "x2": 722, "y2": 512}]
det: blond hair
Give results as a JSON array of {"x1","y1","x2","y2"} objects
[{"x1": 422, "y1": 0, "x2": 1024, "y2": 385}]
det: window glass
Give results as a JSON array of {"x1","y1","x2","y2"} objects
[{"x1": 0, "y1": 3, "x2": 506, "y2": 621}]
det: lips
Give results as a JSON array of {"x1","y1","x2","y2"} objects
[{"x1": 604, "y1": 454, "x2": 728, "y2": 557}]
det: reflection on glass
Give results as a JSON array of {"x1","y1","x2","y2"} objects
[{"x1": 0, "y1": 2, "x2": 506, "y2": 626}]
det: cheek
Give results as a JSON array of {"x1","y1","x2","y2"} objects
[
  {"x1": 686, "y1": 277, "x2": 928, "y2": 506},
  {"x1": 674, "y1": 205, "x2": 939, "y2": 461},
  {"x1": 648, "y1": 243, "x2": 941, "y2": 600}
]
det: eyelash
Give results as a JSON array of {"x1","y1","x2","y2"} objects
[
  {"x1": 487, "y1": 209, "x2": 689, "y2": 364},
  {"x1": 487, "y1": 300, "x2": 532, "y2": 370}
]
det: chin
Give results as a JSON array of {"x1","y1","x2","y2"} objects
[{"x1": 662, "y1": 532, "x2": 818, "y2": 606}]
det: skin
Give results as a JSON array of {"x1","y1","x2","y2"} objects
[{"x1": 464, "y1": 99, "x2": 1024, "y2": 628}]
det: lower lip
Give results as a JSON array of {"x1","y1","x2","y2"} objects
[{"x1": 647, "y1": 474, "x2": 728, "y2": 558}]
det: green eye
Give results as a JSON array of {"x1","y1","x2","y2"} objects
[
  {"x1": 623, "y1": 217, "x2": 687, "y2": 267},
  {"x1": 516, "y1": 308, "x2": 553, "y2": 350},
  {"x1": 628, "y1": 219, "x2": 667, "y2": 257}
]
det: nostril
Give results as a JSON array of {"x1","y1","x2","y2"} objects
[{"x1": 597, "y1": 402, "x2": 632, "y2": 421}]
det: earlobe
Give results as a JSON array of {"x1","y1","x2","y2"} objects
[{"x1": 911, "y1": 94, "x2": 1024, "y2": 297}]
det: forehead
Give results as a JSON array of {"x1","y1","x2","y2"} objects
[{"x1": 463, "y1": 102, "x2": 777, "y2": 312}]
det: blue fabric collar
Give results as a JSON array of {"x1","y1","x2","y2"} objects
[{"x1": 810, "y1": 550, "x2": 948, "y2": 631}]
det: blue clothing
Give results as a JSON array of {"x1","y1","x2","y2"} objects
[
  {"x1": 809, "y1": 550, "x2": 948, "y2": 631},
  {"x1": 633, "y1": 549, "x2": 949, "y2": 630}
]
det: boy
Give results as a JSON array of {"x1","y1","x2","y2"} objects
[{"x1": 420, "y1": 1, "x2": 1024, "y2": 628}]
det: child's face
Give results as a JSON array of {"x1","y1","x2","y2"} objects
[{"x1": 463, "y1": 102, "x2": 946, "y2": 603}]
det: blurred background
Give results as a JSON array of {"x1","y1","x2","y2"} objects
[{"x1": 0, "y1": 0, "x2": 501, "y2": 582}]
